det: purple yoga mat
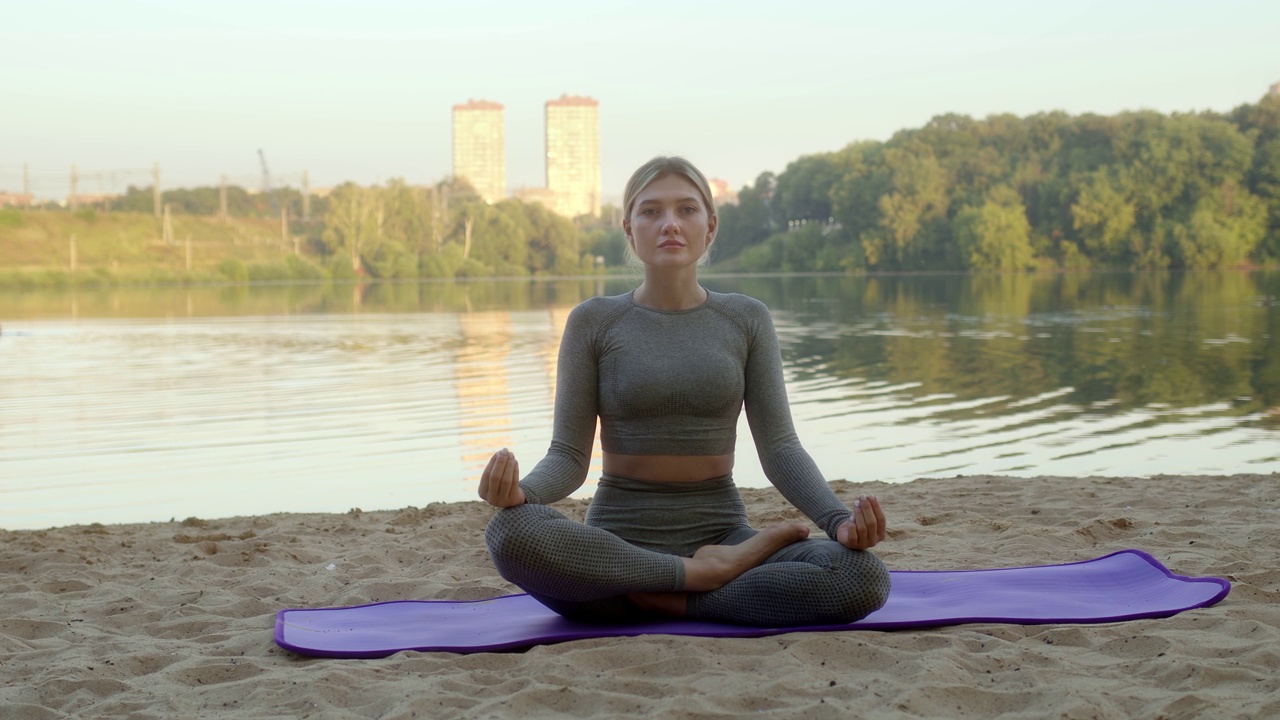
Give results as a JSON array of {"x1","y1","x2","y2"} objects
[{"x1": 275, "y1": 549, "x2": 1229, "y2": 658}]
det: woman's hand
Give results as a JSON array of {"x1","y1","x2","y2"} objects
[
  {"x1": 478, "y1": 448, "x2": 526, "y2": 508},
  {"x1": 836, "y1": 495, "x2": 887, "y2": 550}
]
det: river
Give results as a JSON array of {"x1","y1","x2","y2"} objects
[{"x1": 1, "y1": 271, "x2": 1276, "y2": 529}]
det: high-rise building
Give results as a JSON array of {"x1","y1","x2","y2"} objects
[
  {"x1": 545, "y1": 94, "x2": 600, "y2": 218},
  {"x1": 1270, "y1": 81, "x2": 1280, "y2": 96},
  {"x1": 709, "y1": 178, "x2": 738, "y2": 207},
  {"x1": 452, "y1": 99, "x2": 505, "y2": 203}
]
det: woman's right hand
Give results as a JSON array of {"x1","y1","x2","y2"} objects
[
  {"x1": 836, "y1": 495, "x2": 887, "y2": 551},
  {"x1": 478, "y1": 448, "x2": 526, "y2": 508}
]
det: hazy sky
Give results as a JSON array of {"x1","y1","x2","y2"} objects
[{"x1": 4, "y1": 0, "x2": 1278, "y2": 203}]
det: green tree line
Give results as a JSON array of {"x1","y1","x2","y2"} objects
[
  {"x1": 104, "y1": 177, "x2": 628, "y2": 280},
  {"x1": 315, "y1": 178, "x2": 623, "y2": 279},
  {"x1": 719, "y1": 94, "x2": 1280, "y2": 272}
]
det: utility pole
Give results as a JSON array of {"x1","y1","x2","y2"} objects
[
  {"x1": 152, "y1": 162, "x2": 161, "y2": 218},
  {"x1": 438, "y1": 182, "x2": 452, "y2": 254},
  {"x1": 219, "y1": 175, "x2": 228, "y2": 222},
  {"x1": 70, "y1": 234, "x2": 77, "y2": 272},
  {"x1": 301, "y1": 170, "x2": 311, "y2": 221},
  {"x1": 163, "y1": 203, "x2": 173, "y2": 244},
  {"x1": 430, "y1": 187, "x2": 441, "y2": 253},
  {"x1": 69, "y1": 164, "x2": 78, "y2": 211}
]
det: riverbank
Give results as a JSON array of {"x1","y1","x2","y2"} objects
[
  {"x1": 0, "y1": 208, "x2": 313, "y2": 286},
  {"x1": 1, "y1": 473, "x2": 1276, "y2": 718}
]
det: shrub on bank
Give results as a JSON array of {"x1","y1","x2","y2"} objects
[
  {"x1": 0, "y1": 209, "x2": 24, "y2": 228},
  {"x1": 328, "y1": 256, "x2": 358, "y2": 281},
  {"x1": 218, "y1": 259, "x2": 249, "y2": 283},
  {"x1": 284, "y1": 254, "x2": 328, "y2": 281}
]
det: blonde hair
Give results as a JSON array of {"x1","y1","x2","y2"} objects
[{"x1": 621, "y1": 156, "x2": 718, "y2": 268}]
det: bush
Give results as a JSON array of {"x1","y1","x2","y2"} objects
[
  {"x1": 247, "y1": 261, "x2": 292, "y2": 283},
  {"x1": 284, "y1": 254, "x2": 328, "y2": 280},
  {"x1": 491, "y1": 260, "x2": 530, "y2": 278},
  {"x1": 328, "y1": 256, "x2": 358, "y2": 281},
  {"x1": 218, "y1": 259, "x2": 249, "y2": 283},
  {"x1": 73, "y1": 267, "x2": 115, "y2": 289},
  {"x1": 454, "y1": 257, "x2": 493, "y2": 278},
  {"x1": 35, "y1": 270, "x2": 72, "y2": 289},
  {"x1": 0, "y1": 209, "x2": 24, "y2": 227},
  {"x1": 0, "y1": 270, "x2": 36, "y2": 289},
  {"x1": 365, "y1": 249, "x2": 419, "y2": 279},
  {"x1": 419, "y1": 245, "x2": 467, "y2": 278}
]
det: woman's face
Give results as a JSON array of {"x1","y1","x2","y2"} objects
[{"x1": 624, "y1": 174, "x2": 717, "y2": 270}]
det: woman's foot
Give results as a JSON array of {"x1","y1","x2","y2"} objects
[
  {"x1": 682, "y1": 523, "x2": 809, "y2": 592},
  {"x1": 626, "y1": 524, "x2": 809, "y2": 618}
]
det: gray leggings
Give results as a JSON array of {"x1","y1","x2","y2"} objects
[{"x1": 484, "y1": 473, "x2": 891, "y2": 627}]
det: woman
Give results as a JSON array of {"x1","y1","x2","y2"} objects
[{"x1": 479, "y1": 156, "x2": 890, "y2": 627}]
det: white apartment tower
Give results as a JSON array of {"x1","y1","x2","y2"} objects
[
  {"x1": 545, "y1": 94, "x2": 600, "y2": 218},
  {"x1": 452, "y1": 99, "x2": 505, "y2": 203}
]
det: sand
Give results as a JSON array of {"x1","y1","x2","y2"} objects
[{"x1": 1, "y1": 473, "x2": 1277, "y2": 719}]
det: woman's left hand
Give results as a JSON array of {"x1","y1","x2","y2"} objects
[{"x1": 836, "y1": 495, "x2": 887, "y2": 550}]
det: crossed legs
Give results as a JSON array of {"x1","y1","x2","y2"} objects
[{"x1": 484, "y1": 503, "x2": 890, "y2": 627}]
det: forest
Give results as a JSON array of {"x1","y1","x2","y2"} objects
[{"x1": 719, "y1": 94, "x2": 1280, "y2": 272}]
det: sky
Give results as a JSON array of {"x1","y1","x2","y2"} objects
[{"x1": 3, "y1": 0, "x2": 1278, "y2": 204}]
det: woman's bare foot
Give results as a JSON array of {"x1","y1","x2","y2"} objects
[
  {"x1": 681, "y1": 523, "x2": 809, "y2": 592},
  {"x1": 625, "y1": 524, "x2": 809, "y2": 618}
]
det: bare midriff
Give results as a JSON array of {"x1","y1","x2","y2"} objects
[{"x1": 603, "y1": 452, "x2": 735, "y2": 483}]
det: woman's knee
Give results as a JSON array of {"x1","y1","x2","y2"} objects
[
  {"x1": 837, "y1": 549, "x2": 892, "y2": 620},
  {"x1": 484, "y1": 503, "x2": 558, "y2": 559}
]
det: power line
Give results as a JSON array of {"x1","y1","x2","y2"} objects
[{"x1": 0, "y1": 163, "x2": 314, "y2": 204}]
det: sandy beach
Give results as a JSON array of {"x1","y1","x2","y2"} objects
[{"x1": 2, "y1": 473, "x2": 1277, "y2": 719}]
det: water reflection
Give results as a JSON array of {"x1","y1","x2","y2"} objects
[
  {"x1": 0, "y1": 271, "x2": 1275, "y2": 529},
  {"x1": 0, "y1": 278, "x2": 622, "y2": 320},
  {"x1": 753, "y1": 272, "x2": 1278, "y2": 430},
  {"x1": 716, "y1": 271, "x2": 1278, "y2": 487},
  {"x1": 456, "y1": 312, "x2": 514, "y2": 471}
]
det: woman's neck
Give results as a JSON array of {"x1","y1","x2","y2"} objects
[{"x1": 633, "y1": 270, "x2": 706, "y2": 311}]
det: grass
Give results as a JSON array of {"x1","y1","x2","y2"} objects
[{"x1": 0, "y1": 209, "x2": 323, "y2": 287}]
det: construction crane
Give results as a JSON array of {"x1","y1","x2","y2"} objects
[{"x1": 257, "y1": 148, "x2": 279, "y2": 215}]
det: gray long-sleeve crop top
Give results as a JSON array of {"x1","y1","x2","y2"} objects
[{"x1": 517, "y1": 289, "x2": 854, "y2": 540}]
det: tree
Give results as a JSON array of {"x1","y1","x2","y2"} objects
[
  {"x1": 321, "y1": 183, "x2": 382, "y2": 274},
  {"x1": 522, "y1": 201, "x2": 581, "y2": 274},
  {"x1": 1071, "y1": 171, "x2": 1138, "y2": 265},
  {"x1": 1169, "y1": 183, "x2": 1267, "y2": 268},
  {"x1": 712, "y1": 172, "x2": 777, "y2": 262},
  {"x1": 952, "y1": 186, "x2": 1035, "y2": 271},
  {"x1": 866, "y1": 144, "x2": 951, "y2": 270},
  {"x1": 465, "y1": 201, "x2": 528, "y2": 275},
  {"x1": 1247, "y1": 137, "x2": 1280, "y2": 261},
  {"x1": 381, "y1": 179, "x2": 434, "y2": 256},
  {"x1": 775, "y1": 153, "x2": 841, "y2": 223}
]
